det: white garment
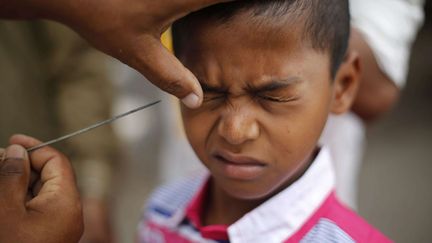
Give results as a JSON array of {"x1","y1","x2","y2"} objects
[
  {"x1": 321, "y1": 0, "x2": 425, "y2": 209},
  {"x1": 350, "y1": 0, "x2": 425, "y2": 87},
  {"x1": 319, "y1": 112, "x2": 365, "y2": 209}
]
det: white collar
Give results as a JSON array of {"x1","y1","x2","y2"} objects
[{"x1": 227, "y1": 147, "x2": 335, "y2": 243}]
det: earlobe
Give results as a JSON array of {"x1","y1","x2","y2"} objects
[{"x1": 330, "y1": 51, "x2": 361, "y2": 115}]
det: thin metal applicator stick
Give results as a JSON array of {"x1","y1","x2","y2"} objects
[{"x1": 27, "y1": 100, "x2": 161, "y2": 152}]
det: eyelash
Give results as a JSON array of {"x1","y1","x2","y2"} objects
[
  {"x1": 203, "y1": 94, "x2": 294, "y2": 106},
  {"x1": 256, "y1": 95, "x2": 285, "y2": 103},
  {"x1": 255, "y1": 94, "x2": 299, "y2": 103},
  {"x1": 203, "y1": 92, "x2": 226, "y2": 102}
]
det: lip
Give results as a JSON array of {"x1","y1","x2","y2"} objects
[{"x1": 211, "y1": 150, "x2": 267, "y2": 180}]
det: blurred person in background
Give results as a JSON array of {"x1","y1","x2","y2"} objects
[
  {"x1": 0, "y1": 21, "x2": 118, "y2": 243},
  {"x1": 320, "y1": 0, "x2": 425, "y2": 208}
]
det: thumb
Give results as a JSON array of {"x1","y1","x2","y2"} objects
[
  {"x1": 127, "y1": 35, "x2": 203, "y2": 108},
  {"x1": 0, "y1": 145, "x2": 30, "y2": 211}
]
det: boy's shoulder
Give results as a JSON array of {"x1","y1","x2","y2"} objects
[
  {"x1": 141, "y1": 172, "x2": 207, "y2": 225},
  {"x1": 288, "y1": 192, "x2": 391, "y2": 243}
]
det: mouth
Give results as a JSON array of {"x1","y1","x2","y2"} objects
[{"x1": 212, "y1": 150, "x2": 267, "y2": 180}]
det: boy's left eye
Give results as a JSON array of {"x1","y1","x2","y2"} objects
[{"x1": 257, "y1": 94, "x2": 297, "y2": 103}]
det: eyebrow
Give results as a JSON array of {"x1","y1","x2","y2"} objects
[
  {"x1": 247, "y1": 77, "x2": 302, "y2": 93},
  {"x1": 200, "y1": 81, "x2": 228, "y2": 93},
  {"x1": 199, "y1": 76, "x2": 302, "y2": 94}
]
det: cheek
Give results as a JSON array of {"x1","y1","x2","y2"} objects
[
  {"x1": 181, "y1": 107, "x2": 218, "y2": 155},
  {"x1": 267, "y1": 96, "x2": 330, "y2": 170}
]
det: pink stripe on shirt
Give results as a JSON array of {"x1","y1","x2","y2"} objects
[{"x1": 287, "y1": 192, "x2": 391, "y2": 243}]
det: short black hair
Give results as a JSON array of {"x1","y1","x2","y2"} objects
[{"x1": 172, "y1": 0, "x2": 350, "y2": 78}]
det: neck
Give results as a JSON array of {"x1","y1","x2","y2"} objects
[{"x1": 203, "y1": 179, "x2": 265, "y2": 226}]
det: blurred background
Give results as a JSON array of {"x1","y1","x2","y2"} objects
[
  {"x1": 358, "y1": 2, "x2": 432, "y2": 242},
  {"x1": 0, "y1": 1, "x2": 431, "y2": 243}
]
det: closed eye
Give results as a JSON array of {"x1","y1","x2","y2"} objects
[
  {"x1": 203, "y1": 92, "x2": 227, "y2": 102},
  {"x1": 256, "y1": 94, "x2": 298, "y2": 103},
  {"x1": 201, "y1": 82, "x2": 228, "y2": 103},
  {"x1": 247, "y1": 78, "x2": 302, "y2": 104}
]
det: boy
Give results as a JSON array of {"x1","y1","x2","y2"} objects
[{"x1": 138, "y1": 0, "x2": 390, "y2": 242}]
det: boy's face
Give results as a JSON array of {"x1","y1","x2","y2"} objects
[{"x1": 180, "y1": 15, "x2": 353, "y2": 200}]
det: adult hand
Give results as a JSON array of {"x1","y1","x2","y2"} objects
[
  {"x1": 0, "y1": 134, "x2": 83, "y2": 243},
  {"x1": 1, "y1": 0, "x2": 235, "y2": 108}
]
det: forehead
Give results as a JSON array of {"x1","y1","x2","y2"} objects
[
  {"x1": 181, "y1": 10, "x2": 309, "y2": 53},
  {"x1": 178, "y1": 12, "x2": 331, "y2": 87}
]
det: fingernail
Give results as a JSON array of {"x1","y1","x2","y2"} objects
[
  {"x1": 1, "y1": 145, "x2": 26, "y2": 175},
  {"x1": 5, "y1": 145, "x2": 26, "y2": 160},
  {"x1": 181, "y1": 93, "x2": 200, "y2": 109}
]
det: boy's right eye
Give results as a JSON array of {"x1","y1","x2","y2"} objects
[
  {"x1": 203, "y1": 92, "x2": 226, "y2": 102},
  {"x1": 200, "y1": 81, "x2": 229, "y2": 105}
]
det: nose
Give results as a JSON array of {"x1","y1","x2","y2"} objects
[{"x1": 217, "y1": 108, "x2": 260, "y2": 145}]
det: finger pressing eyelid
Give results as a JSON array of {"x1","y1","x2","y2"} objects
[{"x1": 129, "y1": 36, "x2": 203, "y2": 108}]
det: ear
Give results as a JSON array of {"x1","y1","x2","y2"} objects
[{"x1": 330, "y1": 50, "x2": 361, "y2": 114}]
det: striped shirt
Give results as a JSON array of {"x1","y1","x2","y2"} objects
[{"x1": 137, "y1": 148, "x2": 391, "y2": 243}]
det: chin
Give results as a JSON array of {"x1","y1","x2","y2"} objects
[{"x1": 218, "y1": 178, "x2": 277, "y2": 201}]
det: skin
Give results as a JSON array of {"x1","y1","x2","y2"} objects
[
  {"x1": 349, "y1": 28, "x2": 400, "y2": 122},
  {"x1": 0, "y1": 135, "x2": 82, "y2": 243},
  {"x1": 81, "y1": 198, "x2": 113, "y2": 243},
  {"x1": 0, "y1": 0, "x2": 237, "y2": 108},
  {"x1": 179, "y1": 13, "x2": 360, "y2": 226},
  {"x1": 0, "y1": 0, "x2": 397, "y2": 112},
  {"x1": 0, "y1": 1, "x2": 239, "y2": 241}
]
